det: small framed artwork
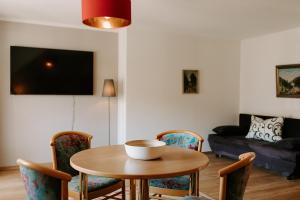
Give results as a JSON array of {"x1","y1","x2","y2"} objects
[
  {"x1": 183, "y1": 69, "x2": 199, "y2": 94},
  {"x1": 276, "y1": 64, "x2": 300, "y2": 98}
]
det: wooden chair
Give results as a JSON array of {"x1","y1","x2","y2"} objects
[
  {"x1": 50, "y1": 131, "x2": 125, "y2": 200},
  {"x1": 149, "y1": 130, "x2": 204, "y2": 198},
  {"x1": 17, "y1": 158, "x2": 72, "y2": 200},
  {"x1": 183, "y1": 152, "x2": 256, "y2": 200}
]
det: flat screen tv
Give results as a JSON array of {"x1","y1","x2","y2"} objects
[{"x1": 10, "y1": 46, "x2": 93, "y2": 95}]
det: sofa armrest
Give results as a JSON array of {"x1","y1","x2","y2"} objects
[
  {"x1": 275, "y1": 138, "x2": 300, "y2": 150},
  {"x1": 212, "y1": 125, "x2": 244, "y2": 136}
]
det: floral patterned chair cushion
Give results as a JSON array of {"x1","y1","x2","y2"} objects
[
  {"x1": 159, "y1": 133, "x2": 199, "y2": 150},
  {"x1": 20, "y1": 165, "x2": 61, "y2": 200},
  {"x1": 150, "y1": 133, "x2": 199, "y2": 193},
  {"x1": 149, "y1": 175, "x2": 190, "y2": 190},
  {"x1": 69, "y1": 175, "x2": 120, "y2": 193},
  {"x1": 54, "y1": 134, "x2": 89, "y2": 176}
]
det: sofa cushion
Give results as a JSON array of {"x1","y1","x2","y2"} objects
[
  {"x1": 208, "y1": 135, "x2": 252, "y2": 151},
  {"x1": 239, "y1": 114, "x2": 273, "y2": 136},
  {"x1": 209, "y1": 135, "x2": 244, "y2": 146},
  {"x1": 249, "y1": 142, "x2": 298, "y2": 162},
  {"x1": 213, "y1": 126, "x2": 243, "y2": 136},
  {"x1": 275, "y1": 138, "x2": 300, "y2": 150},
  {"x1": 240, "y1": 113, "x2": 300, "y2": 139},
  {"x1": 246, "y1": 115, "x2": 284, "y2": 142},
  {"x1": 208, "y1": 135, "x2": 250, "y2": 159},
  {"x1": 282, "y1": 118, "x2": 300, "y2": 138}
]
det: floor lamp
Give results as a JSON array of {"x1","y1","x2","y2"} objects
[{"x1": 102, "y1": 79, "x2": 116, "y2": 145}]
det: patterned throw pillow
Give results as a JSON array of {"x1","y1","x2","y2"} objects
[{"x1": 245, "y1": 115, "x2": 284, "y2": 142}]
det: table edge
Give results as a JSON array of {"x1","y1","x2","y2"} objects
[{"x1": 70, "y1": 154, "x2": 209, "y2": 179}]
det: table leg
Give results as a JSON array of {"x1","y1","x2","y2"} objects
[
  {"x1": 79, "y1": 172, "x2": 88, "y2": 200},
  {"x1": 122, "y1": 180, "x2": 126, "y2": 200},
  {"x1": 190, "y1": 172, "x2": 197, "y2": 196},
  {"x1": 79, "y1": 172, "x2": 83, "y2": 200},
  {"x1": 140, "y1": 179, "x2": 149, "y2": 200},
  {"x1": 130, "y1": 179, "x2": 136, "y2": 200},
  {"x1": 138, "y1": 180, "x2": 142, "y2": 200},
  {"x1": 196, "y1": 171, "x2": 200, "y2": 196}
]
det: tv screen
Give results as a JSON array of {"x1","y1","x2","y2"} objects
[{"x1": 10, "y1": 46, "x2": 93, "y2": 95}]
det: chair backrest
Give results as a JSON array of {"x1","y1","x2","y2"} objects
[
  {"x1": 50, "y1": 131, "x2": 92, "y2": 176},
  {"x1": 17, "y1": 159, "x2": 71, "y2": 200},
  {"x1": 218, "y1": 152, "x2": 256, "y2": 200},
  {"x1": 156, "y1": 130, "x2": 204, "y2": 152}
]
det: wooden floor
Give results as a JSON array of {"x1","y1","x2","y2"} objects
[{"x1": 0, "y1": 153, "x2": 299, "y2": 200}]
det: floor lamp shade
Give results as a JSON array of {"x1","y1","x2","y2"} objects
[
  {"x1": 102, "y1": 79, "x2": 116, "y2": 97},
  {"x1": 82, "y1": 0, "x2": 131, "y2": 29}
]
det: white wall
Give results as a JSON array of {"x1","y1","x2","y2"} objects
[
  {"x1": 0, "y1": 21, "x2": 118, "y2": 166},
  {"x1": 240, "y1": 27, "x2": 300, "y2": 119},
  {"x1": 125, "y1": 26, "x2": 241, "y2": 151},
  {"x1": 0, "y1": 20, "x2": 243, "y2": 165},
  {"x1": 117, "y1": 29, "x2": 127, "y2": 144}
]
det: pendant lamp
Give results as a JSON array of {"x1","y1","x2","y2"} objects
[{"x1": 82, "y1": 0, "x2": 131, "y2": 29}]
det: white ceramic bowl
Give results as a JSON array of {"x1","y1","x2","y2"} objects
[{"x1": 124, "y1": 140, "x2": 166, "y2": 160}]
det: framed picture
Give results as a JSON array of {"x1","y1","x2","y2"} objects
[
  {"x1": 183, "y1": 69, "x2": 199, "y2": 94},
  {"x1": 276, "y1": 64, "x2": 300, "y2": 98}
]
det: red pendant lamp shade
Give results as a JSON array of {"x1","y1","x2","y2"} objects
[{"x1": 82, "y1": 0, "x2": 131, "y2": 29}]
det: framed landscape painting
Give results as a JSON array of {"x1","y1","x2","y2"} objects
[
  {"x1": 276, "y1": 64, "x2": 300, "y2": 98},
  {"x1": 183, "y1": 70, "x2": 199, "y2": 94}
]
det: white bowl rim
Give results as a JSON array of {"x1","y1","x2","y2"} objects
[{"x1": 125, "y1": 140, "x2": 166, "y2": 148}]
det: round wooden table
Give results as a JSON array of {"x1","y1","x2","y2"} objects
[{"x1": 70, "y1": 145, "x2": 209, "y2": 200}]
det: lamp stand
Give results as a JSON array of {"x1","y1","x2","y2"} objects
[{"x1": 108, "y1": 96, "x2": 111, "y2": 145}]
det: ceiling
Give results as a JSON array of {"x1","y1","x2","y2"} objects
[{"x1": 1, "y1": 0, "x2": 300, "y2": 39}]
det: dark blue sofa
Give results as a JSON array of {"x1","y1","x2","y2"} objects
[{"x1": 208, "y1": 113, "x2": 300, "y2": 179}]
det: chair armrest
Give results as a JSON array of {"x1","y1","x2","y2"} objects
[
  {"x1": 212, "y1": 125, "x2": 243, "y2": 136},
  {"x1": 17, "y1": 159, "x2": 72, "y2": 181},
  {"x1": 275, "y1": 138, "x2": 300, "y2": 150},
  {"x1": 218, "y1": 152, "x2": 256, "y2": 177}
]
